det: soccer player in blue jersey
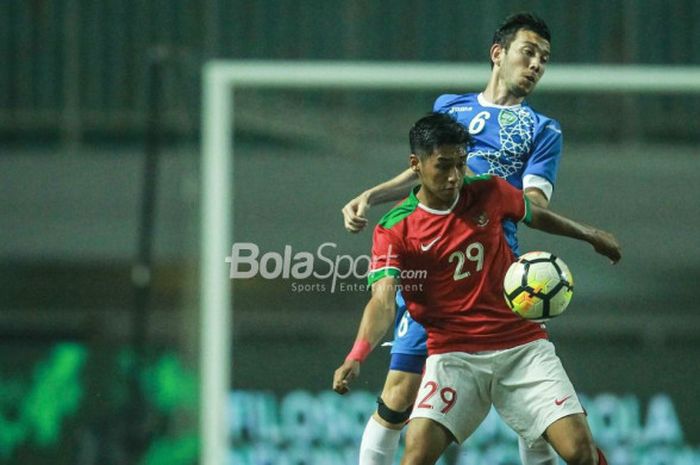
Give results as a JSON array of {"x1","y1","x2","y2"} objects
[{"x1": 340, "y1": 13, "x2": 591, "y2": 465}]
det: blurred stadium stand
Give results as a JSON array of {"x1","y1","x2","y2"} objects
[{"x1": 2, "y1": 0, "x2": 700, "y2": 143}]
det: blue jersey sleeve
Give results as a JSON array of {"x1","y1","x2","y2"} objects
[
  {"x1": 523, "y1": 118, "x2": 563, "y2": 186},
  {"x1": 432, "y1": 94, "x2": 459, "y2": 113},
  {"x1": 490, "y1": 177, "x2": 528, "y2": 223}
]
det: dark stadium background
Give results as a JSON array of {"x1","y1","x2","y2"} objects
[{"x1": 1, "y1": 1, "x2": 699, "y2": 464}]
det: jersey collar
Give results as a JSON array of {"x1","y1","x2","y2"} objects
[
  {"x1": 412, "y1": 186, "x2": 461, "y2": 215},
  {"x1": 477, "y1": 92, "x2": 524, "y2": 109}
]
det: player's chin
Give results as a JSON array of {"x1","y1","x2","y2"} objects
[
  {"x1": 438, "y1": 189, "x2": 459, "y2": 203},
  {"x1": 516, "y1": 80, "x2": 536, "y2": 96}
]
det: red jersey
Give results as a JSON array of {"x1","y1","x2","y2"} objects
[{"x1": 367, "y1": 174, "x2": 547, "y2": 354}]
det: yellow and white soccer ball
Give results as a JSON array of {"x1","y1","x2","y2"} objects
[{"x1": 503, "y1": 251, "x2": 574, "y2": 321}]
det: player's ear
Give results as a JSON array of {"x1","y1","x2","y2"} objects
[
  {"x1": 490, "y1": 43, "x2": 503, "y2": 67},
  {"x1": 409, "y1": 154, "x2": 420, "y2": 173}
]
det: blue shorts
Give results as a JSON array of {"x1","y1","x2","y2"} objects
[{"x1": 388, "y1": 290, "x2": 427, "y2": 373}]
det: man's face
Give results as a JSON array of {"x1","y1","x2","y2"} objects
[
  {"x1": 412, "y1": 145, "x2": 467, "y2": 206},
  {"x1": 495, "y1": 29, "x2": 551, "y2": 98}
]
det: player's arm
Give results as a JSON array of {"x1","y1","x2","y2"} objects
[
  {"x1": 342, "y1": 94, "x2": 466, "y2": 233},
  {"x1": 524, "y1": 187, "x2": 549, "y2": 208},
  {"x1": 526, "y1": 203, "x2": 621, "y2": 264},
  {"x1": 332, "y1": 276, "x2": 398, "y2": 394},
  {"x1": 523, "y1": 118, "x2": 564, "y2": 209},
  {"x1": 341, "y1": 168, "x2": 417, "y2": 233}
]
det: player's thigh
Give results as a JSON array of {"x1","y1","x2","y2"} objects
[
  {"x1": 544, "y1": 413, "x2": 597, "y2": 463},
  {"x1": 410, "y1": 352, "x2": 492, "y2": 444},
  {"x1": 380, "y1": 369, "x2": 423, "y2": 411},
  {"x1": 401, "y1": 418, "x2": 453, "y2": 465},
  {"x1": 492, "y1": 339, "x2": 584, "y2": 446}
]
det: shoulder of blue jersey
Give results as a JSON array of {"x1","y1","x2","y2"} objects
[
  {"x1": 537, "y1": 113, "x2": 562, "y2": 134},
  {"x1": 525, "y1": 104, "x2": 563, "y2": 135},
  {"x1": 544, "y1": 122, "x2": 562, "y2": 134},
  {"x1": 433, "y1": 93, "x2": 476, "y2": 113}
]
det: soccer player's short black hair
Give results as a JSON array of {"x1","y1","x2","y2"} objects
[
  {"x1": 409, "y1": 112, "x2": 470, "y2": 160},
  {"x1": 491, "y1": 12, "x2": 551, "y2": 64}
]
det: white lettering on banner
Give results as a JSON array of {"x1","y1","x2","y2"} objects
[
  {"x1": 227, "y1": 391, "x2": 696, "y2": 457},
  {"x1": 225, "y1": 242, "x2": 426, "y2": 293},
  {"x1": 225, "y1": 390, "x2": 700, "y2": 465},
  {"x1": 226, "y1": 242, "x2": 259, "y2": 279}
]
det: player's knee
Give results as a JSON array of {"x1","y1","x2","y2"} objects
[
  {"x1": 546, "y1": 414, "x2": 598, "y2": 465},
  {"x1": 380, "y1": 385, "x2": 415, "y2": 412},
  {"x1": 401, "y1": 447, "x2": 431, "y2": 465},
  {"x1": 375, "y1": 396, "x2": 412, "y2": 426},
  {"x1": 401, "y1": 432, "x2": 432, "y2": 465},
  {"x1": 380, "y1": 374, "x2": 420, "y2": 411},
  {"x1": 558, "y1": 441, "x2": 597, "y2": 465},
  {"x1": 401, "y1": 419, "x2": 452, "y2": 465}
]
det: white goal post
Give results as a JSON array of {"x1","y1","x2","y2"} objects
[{"x1": 199, "y1": 60, "x2": 700, "y2": 465}]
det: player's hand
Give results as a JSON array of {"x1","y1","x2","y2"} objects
[
  {"x1": 590, "y1": 229, "x2": 622, "y2": 264},
  {"x1": 332, "y1": 359, "x2": 360, "y2": 394},
  {"x1": 342, "y1": 193, "x2": 370, "y2": 233}
]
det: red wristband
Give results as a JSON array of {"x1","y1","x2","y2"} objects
[{"x1": 345, "y1": 339, "x2": 372, "y2": 363}]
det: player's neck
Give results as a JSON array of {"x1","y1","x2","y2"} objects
[
  {"x1": 415, "y1": 187, "x2": 458, "y2": 212},
  {"x1": 482, "y1": 79, "x2": 525, "y2": 106}
]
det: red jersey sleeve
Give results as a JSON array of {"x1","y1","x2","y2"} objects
[
  {"x1": 492, "y1": 177, "x2": 532, "y2": 224},
  {"x1": 367, "y1": 225, "x2": 403, "y2": 287}
]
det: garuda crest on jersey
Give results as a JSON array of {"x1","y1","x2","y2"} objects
[{"x1": 473, "y1": 212, "x2": 490, "y2": 227}]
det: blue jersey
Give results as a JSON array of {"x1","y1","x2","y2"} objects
[{"x1": 433, "y1": 93, "x2": 563, "y2": 255}]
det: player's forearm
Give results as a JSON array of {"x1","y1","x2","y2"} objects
[
  {"x1": 528, "y1": 205, "x2": 596, "y2": 244},
  {"x1": 353, "y1": 295, "x2": 396, "y2": 351},
  {"x1": 363, "y1": 168, "x2": 418, "y2": 206},
  {"x1": 528, "y1": 206, "x2": 621, "y2": 263},
  {"x1": 342, "y1": 283, "x2": 396, "y2": 368}
]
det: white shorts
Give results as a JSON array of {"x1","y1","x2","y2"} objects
[{"x1": 410, "y1": 339, "x2": 583, "y2": 446}]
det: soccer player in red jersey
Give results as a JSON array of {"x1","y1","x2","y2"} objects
[
  {"x1": 333, "y1": 113, "x2": 619, "y2": 465},
  {"x1": 343, "y1": 13, "x2": 568, "y2": 465}
]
